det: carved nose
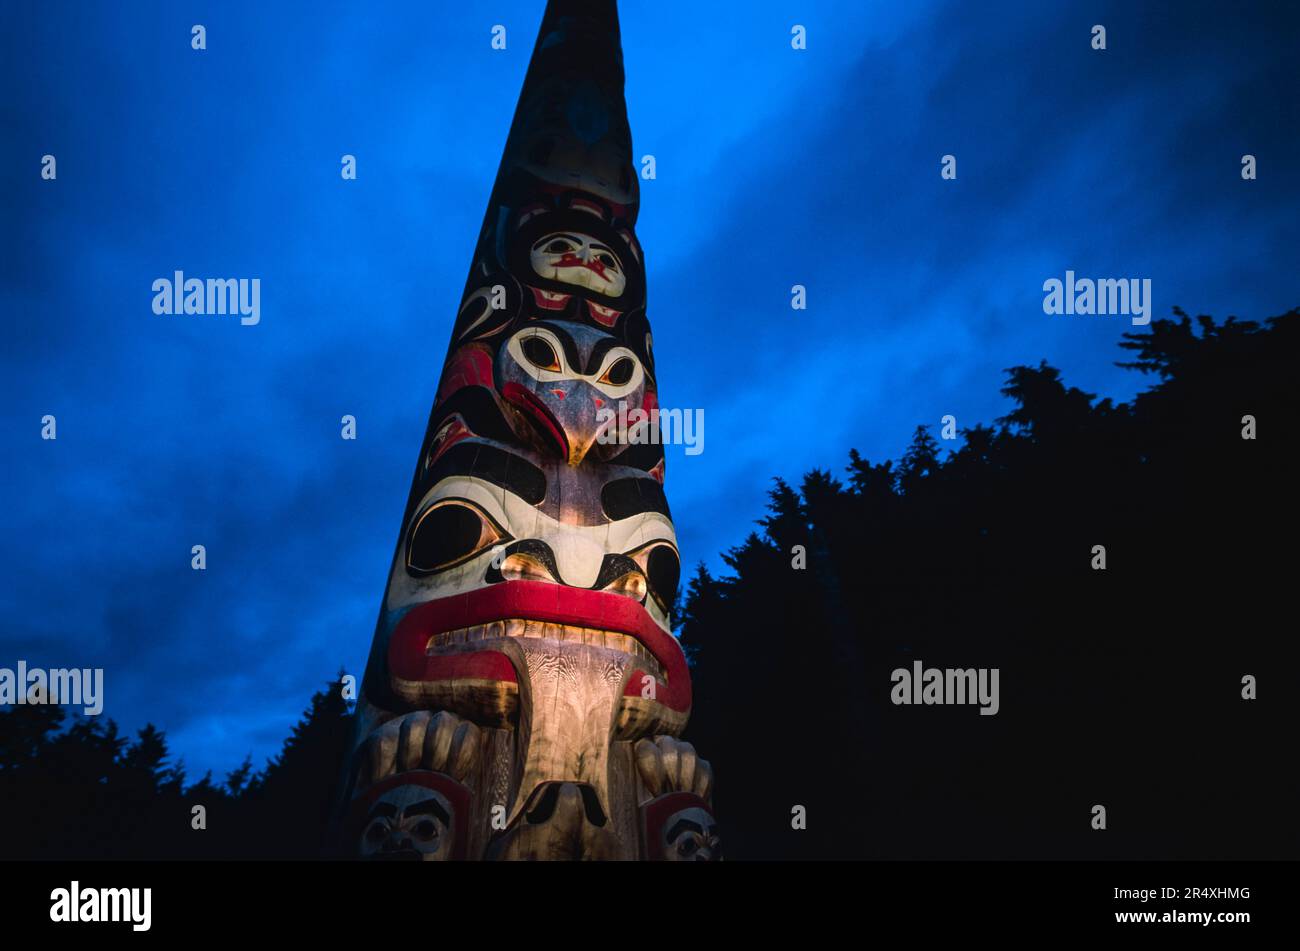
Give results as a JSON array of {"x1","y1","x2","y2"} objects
[{"x1": 548, "y1": 536, "x2": 606, "y2": 589}]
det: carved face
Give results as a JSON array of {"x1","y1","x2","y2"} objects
[
  {"x1": 358, "y1": 784, "x2": 455, "y2": 862},
  {"x1": 385, "y1": 440, "x2": 686, "y2": 725},
  {"x1": 379, "y1": 391, "x2": 690, "y2": 821},
  {"x1": 348, "y1": 1, "x2": 708, "y2": 861},
  {"x1": 530, "y1": 232, "x2": 627, "y2": 297},
  {"x1": 498, "y1": 322, "x2": 645, "y2": 465},
  {"x1": 510, "y1": 207, "x2": 644, "y2": 315},
  {"x1": 661, "y1": 806, "x2": 722, "y2": 862},
  {"x1": 380, "y1": 317, "x2": 682, "y2": 743}
]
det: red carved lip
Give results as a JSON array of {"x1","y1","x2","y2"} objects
[
  {"x1": 554, "y1": 251, "x2": 609, "y2": 280},
  {"x1": 502, "y1": 382, "x2": 570, "y2": 460},
  {"x1": 388, "y1": 580, "x2": 690, "y2": 712}
]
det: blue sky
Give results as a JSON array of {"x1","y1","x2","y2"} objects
[{"x1": 3, "y1": 0, "x2": 1296, "y2": 781}]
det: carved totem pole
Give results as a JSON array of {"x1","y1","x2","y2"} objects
[{"x1": 339, "y1": 0, "x2": 718, "y2": 861}]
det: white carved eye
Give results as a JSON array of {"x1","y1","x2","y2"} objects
[
  {"x1": 591, "y1": 347, "x2": 644, "y2": 399},
  {"x1": 506, "y1": 328, "x2": 571, "y2": 383},
  {"x1": 521, "y1": 335, "x2": 561, "y2": 372},
  {"x1": 407, "y1": 499, "x2": 505, "y2": 575},
  {"x1": 540, "y1": 236, "x2": 578, "y2": 255}
]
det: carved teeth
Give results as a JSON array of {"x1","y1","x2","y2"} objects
[{"x1": 424, "y1": 619, "x2": 663, "y2": 678}]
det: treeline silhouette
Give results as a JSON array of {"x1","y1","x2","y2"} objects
[
  {"x1": 0, "y1": 677, "x2": 351, "y2": 859},
  {"x1": 2, "y1": 309, "x2": 1295, "y2": 860},
  {"x1": 680, "y1": 308, "x2": 1299, "y2": 859}
]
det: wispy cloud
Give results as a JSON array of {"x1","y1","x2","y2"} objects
[{"x1": 2, "y1": 0, "x2": 1295, "y2": 778}]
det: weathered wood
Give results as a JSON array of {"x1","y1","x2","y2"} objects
[{"x1": 337, "y1": 0, "x2": 718, "y2": 860}]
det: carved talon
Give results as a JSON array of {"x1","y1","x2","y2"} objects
[
  {"x1": 363, "y1": 710, "x2": 481, "y2": 786},
  {"x1": 635, "y1": 735, "x2": 713, "y2": 803}
]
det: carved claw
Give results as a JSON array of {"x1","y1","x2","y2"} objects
[
  {"x1": 634, "y1": 735, "x2": 713, "y2": 803},
  {"x1": 363, "y1": 710, "x2": 481, "y2": 786}
]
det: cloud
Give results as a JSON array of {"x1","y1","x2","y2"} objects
[{"x1": 2, "y1": 0, "x2": 1295, "y2": 778}]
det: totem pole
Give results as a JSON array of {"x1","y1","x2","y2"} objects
[{"x1": 338, "y1": 0, "x2": 718, "y2": 861}]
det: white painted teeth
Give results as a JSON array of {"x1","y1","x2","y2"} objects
[{"x1": 425, "y1": 620, "x2": 661, "y2": 676}]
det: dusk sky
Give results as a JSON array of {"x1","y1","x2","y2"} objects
[{"x1": 4, "y1": 0, "x2": 1297, "y2": 781}]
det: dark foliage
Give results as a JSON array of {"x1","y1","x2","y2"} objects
[
  {"x1": 0, "y1": 676, "x2": 353, "y2": 859},
  {"x1": 680, "y1": 309, "x2": 1299, "y2": 859}
]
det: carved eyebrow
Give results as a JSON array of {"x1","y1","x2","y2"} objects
[
  {"x1": 665, "y1": 819, "x2": 706, "y2": 840},
  {"x1": 602, "y1": 477, "x2": 671, "y2": 520},
  {"x1": 403, "y1": 798, "x2": 452, "y2": 826},
  {"x1": 367, "y1": 802, "x2": 399, "y2": 820},
  {"x1": 606, "y1": 439, "x2": 664, "y2": 474},
  {"x1": 536, "y1": 233, "x2": 583, "y2": 247},
  {"x1": 426, "y1": 442, "x2": 546, "y2": 506}
]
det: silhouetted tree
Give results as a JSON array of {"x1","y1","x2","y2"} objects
[
  {"x1": 0, "y1": 678, "x2": 354, "y2": 859},
  {"x1": 682, "y1": 309, "x2": 1299, "y2": 859}
]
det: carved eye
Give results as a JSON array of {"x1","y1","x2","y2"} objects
[
  {"x1": 595, "y1": 252, "x2": 619, "y2": 270},
  {"x1": 364, "y1": 821, "x2": 388, "y2": 844},
  {"x1": 407, "y1": 500, "x2": 505, "y2": 575},
  {"x1": 412, "y1": 819, "x2": 438, "y2": 841},
  {"x1": 544, "y1": 238, "x2": 576, "y2": 254},
  {"x1": 521, "y1": 336, "x2": 562, "y2": 372},
  {"x1": 600, "y1": 357, "x2": 634, "y2": 386}
]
